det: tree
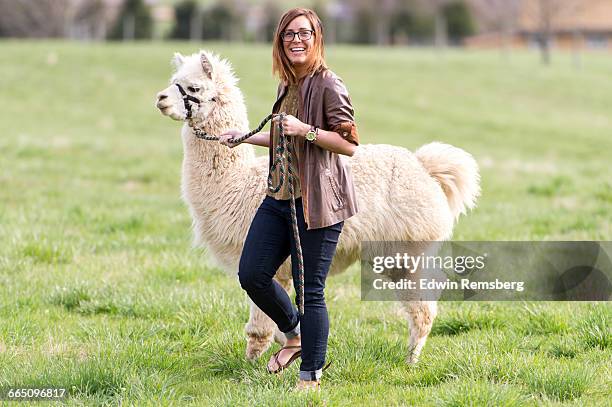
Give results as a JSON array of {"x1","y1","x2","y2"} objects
[
  {"x1": 389, "y1": 1, "x2": 435, "y2": 45},
  {"x1": 107, "y1": 0, "x2": 152, "y2": 40},
  {"x1": 414, "y1": 0, "x2": 457, "y2": 48},
  {"x1": 311, "y1": 0, "x2": 331, "y2": 43},
  {"x1": 389, "y1": 8, "x2": 416, "y2": 44},
  {"x1": 352, "y1": 4, "x2": 376, "y2": 44},
  {"x1": 69, "y1": 0, "x2": 108, "y2": 40},
  {"x1": 350, "y1": 0, "x2": 401, "y2": 45},
  {"x1": 168, "y1": 0, "x2": 197, "y2": 40},
  {"x1": 0, "y1": 0, "x2": 71, "y2": 38},
  {"x1": 260, "y1": 1, "x2": 282, "y2": 42},
  {"x1": 510, "y1": 0, "x2": 583, "y2": 64},
  {"x1": 201, "y1": 3, "x2": 235, "y2": 41},
  {"x1": 467, "y1": 0, "x2": 521, "y2": 57},
  {"x1": 444, "y1": 1, "x2": 475, "y2": 44},
  {"x1": 0, "y1": 0, "x2": 117, "y2": 40},
  {"x1": 168, "y1": 0, "x2": 243, "y2": 42}
]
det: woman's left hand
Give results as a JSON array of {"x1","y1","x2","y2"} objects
[{"x1": 274, "y1": 114, "x2": 310, "y2": 137}]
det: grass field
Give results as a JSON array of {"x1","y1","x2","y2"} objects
[{"x1": 0, "y1": 40, "x2": 611, "y2": 406}]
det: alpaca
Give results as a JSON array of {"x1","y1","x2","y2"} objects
[{"x1": 155, "y1": 50, "x2": 480, "y2": 364}]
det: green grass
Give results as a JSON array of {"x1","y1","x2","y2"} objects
[{"x1": 0, "y1": 40, "x2": 611, "y2": 405}]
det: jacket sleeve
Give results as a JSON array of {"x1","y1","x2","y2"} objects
[{"x1": 323, "y1": 78, "x2": 360, "y2": 146}]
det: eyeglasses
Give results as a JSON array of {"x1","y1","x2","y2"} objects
[{"x1": 280, "y1": 30, "x2": 314, "y2": 42}]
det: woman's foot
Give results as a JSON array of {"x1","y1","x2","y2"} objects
[
  {"x1": 267, "y1": 336, "x2": 301, "y2": 373},
  {"x1": 295, "y1": 379, "x2": 321, "y2": 391}
]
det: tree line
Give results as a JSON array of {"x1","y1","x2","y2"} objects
[
  {"x1": 166, "y1": 0, "x2": 475, "y2": 46},
  {"x1": 0, "y1": 0, "x2": 476, "y2": 46}
]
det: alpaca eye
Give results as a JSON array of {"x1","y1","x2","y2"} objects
[{"x1": 188, "y1": 87, "x2": 200, "y2": 93}]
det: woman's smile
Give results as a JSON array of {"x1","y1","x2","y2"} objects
[
  {"x1": 285, "y1": 39, "x2": 310, "y2": 64},
  {"x1": 289, "y1": 46, "x2": 305, "y2": 55}
]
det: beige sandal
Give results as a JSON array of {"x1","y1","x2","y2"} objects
[
  {"x1": 295, "y1": 379, "x2": 321, "y2": 391},
  {"x1": 293, "y1": 360, "x2": 333, "y2": 391},
  {"x1": 267, "y1": 345, "x2": 302, "y2": 374}
]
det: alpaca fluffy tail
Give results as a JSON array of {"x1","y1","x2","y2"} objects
[{"x1": 415, "y1": 142, "x2": 480, "y2": 220}]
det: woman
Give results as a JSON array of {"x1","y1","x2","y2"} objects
[{"x1": 219, "y1": 7, "x2": 360, "y2": 391}]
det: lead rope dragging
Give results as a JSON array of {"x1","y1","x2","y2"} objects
[{"x1": 192, "y1": 113, "x2": 306, "y2": 316}]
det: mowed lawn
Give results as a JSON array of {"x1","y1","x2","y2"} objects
[{"x1": 0, "y1": 41, "x2": 610, "y2": 405}]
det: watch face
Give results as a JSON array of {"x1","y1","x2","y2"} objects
[{"x1": 306, "y1": 131, "x2": 316, "y2": 141}]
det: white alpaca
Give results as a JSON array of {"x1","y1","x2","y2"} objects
[{"x1": 155, "y1": 50, "x2": 480, "y2": 364}]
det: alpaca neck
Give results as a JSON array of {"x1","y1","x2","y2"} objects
[
  {"x1": 184, "y1": 88, "x2": 255, "y2": 172},
  {"x1": 181, "y1": 89, "x2": 258, "y2": 210}
]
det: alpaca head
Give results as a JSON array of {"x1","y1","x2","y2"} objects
[{"x1": 155, "y1": 50, "x2": 239, "y2": 123}]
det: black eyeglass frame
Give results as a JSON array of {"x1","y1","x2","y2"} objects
[{"x1": 280, "y1": 29, "x2": 315, "y2": 42}]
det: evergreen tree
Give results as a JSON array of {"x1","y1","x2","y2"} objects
[
  {"x1": 108, "y1": 0, "x2": 152, "y2": 40},
  {"x1": 443, "y1": 1, "x2": 475, "y2": 44},
  {"x1": 169, "y1": 0, "x2": 197, "y2": 40}
]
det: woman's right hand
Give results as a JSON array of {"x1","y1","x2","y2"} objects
[{"x1": 219, "y1": 129, "x2": 243, "y2": 148}]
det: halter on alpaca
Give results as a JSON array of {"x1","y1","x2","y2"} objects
[
  {"x1": 175, "y1": 83, "x2": 220, "y2": 119},
  {"x1": 174, "y1": 83, "x2": 201, "y2": 119}
]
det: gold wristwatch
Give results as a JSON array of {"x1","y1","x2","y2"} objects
[{"x1": 305, "y1": 126, "x2": 318, "y2": 143}]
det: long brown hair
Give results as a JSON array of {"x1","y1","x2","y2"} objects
[{"x1": 272, "y1": 8, "x2": 327, "y2": 84}]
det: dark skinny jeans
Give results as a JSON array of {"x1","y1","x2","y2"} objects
[{"x1": 238, "y1": 195, "x2": 343, "y2": 380}]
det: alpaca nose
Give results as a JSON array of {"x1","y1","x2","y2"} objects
[{"x1": 157, "y1": 93, "x2": 167, "y2": 101}]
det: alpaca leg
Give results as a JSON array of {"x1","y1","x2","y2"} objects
[
  {"x1": 244, "y1": 299, "x2": 277, "y2": 360},
  {"x1": 244, "y1": 269, "x2": 293, "y2": 360},
  {"x1": 403, "y1": 300, "x2": 437, "y2": 364}
]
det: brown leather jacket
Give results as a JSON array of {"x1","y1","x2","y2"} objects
[{"x1": 269, "y1": 68, "x2": 360, "y2": 230}]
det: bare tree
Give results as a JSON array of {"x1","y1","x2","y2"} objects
[
  {"x1": 470, "y1": 0, "x2": 585, "y2": 64},
  {"x1": 376, "y1": 0, "x2": 400, "y2": 45},
  {"x1": 468, "y1": 0, "x2": 521, "y2": 57},
  {"x1": 415, "y1": 0, "x2": 456, "y2": 48},
  {"x1": 433, "y1": 0, "x2": 449, "y2": 48},
  {"x1": 0, "y1": 0, "x2": 110, "y2": 39},
  {"x1": 69, "y1": 0, "x2": 109, "y2": 40},
  {"x1": 536, "y1": 0, "x2": 554, "y2": 64},
  {"x1": 521, "y1": 0, "x2": 584, "y2": 64},
  {"x1": 350, "y1": 0, "x2": 399, "y2": 45},
  {"x1": 190, "y1": 3, "x2": 202, "y2": 42},
  {"x1": 0, "y1": 0, "x2": 72, "y2": 37}
]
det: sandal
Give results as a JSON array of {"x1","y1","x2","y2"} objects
[
  {"x1": 295, "y1": 379, "x2": 321, "y2": 391},
  {"x1": 267, "y1": 345, "x2": 302, "y2": 374},
  {"x1": 293, "y1": 360, "x2": 333, "y2": 391}
]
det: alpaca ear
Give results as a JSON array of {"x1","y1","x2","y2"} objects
[
  {"x1": 172, "y1": 52, "x2": 185, "y2": 70},
  {"x1": 200, "y1": 52, "x2": 213, "y2": 80}
]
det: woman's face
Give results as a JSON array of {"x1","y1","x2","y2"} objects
[{"x1": 282, "y1": 16, "x2": 315, "y2": 68}]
